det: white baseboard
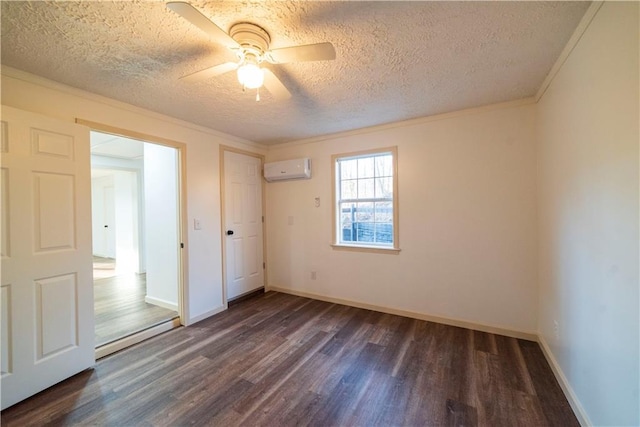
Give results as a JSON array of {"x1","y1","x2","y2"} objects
[
  {"x1": 537, "y1": 335, "x2": 591, "y2": 427},
  {"x1": 184, "y1": 305, "x2": 227, "y2": 326},
  {"x1": 95, "y1": 317, "x2": 181, "y2": 359},
  {"x1": 144, "y1": 296, "x2": 178, "y2": 311},
  {"x1": 267, "y1": 286, "x2": 537, "y2": 341}
]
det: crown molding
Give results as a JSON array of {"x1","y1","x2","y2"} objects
[
  {"x1": 268, "y1": 97, "x2": 536, "y2": 151},
  {"x1": 535, "y1": 1, "x2": 604, "y2": 102},
  {"x1": 0, "y1": 66, "x2": 265, "y2": 152}
]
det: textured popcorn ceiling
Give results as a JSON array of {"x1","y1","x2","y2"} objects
[{"x1": 1, "y1": 1, "x2": 589, "y2": 145}]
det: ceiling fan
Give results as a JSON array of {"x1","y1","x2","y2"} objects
[{"x1": 166, "y1": 2, "x2": 336, "y2": 101}]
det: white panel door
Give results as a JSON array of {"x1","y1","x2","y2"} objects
[
  {"x1": 223, "y1": 151, "x2": 264, "y2": 300},
  {"x1": 90, "y1": 176, "x2": 115, "y2": 258},
  {"x1": 0, "y1": 106, "x2": 94, "y2": 410}
]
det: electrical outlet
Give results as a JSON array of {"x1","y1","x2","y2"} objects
[
  {"x1": 310, "y1": 271, "x2": 317, "y2": 280},
  {"x1": 553, "y1": 320, "x2": 559, "y2": 340}
]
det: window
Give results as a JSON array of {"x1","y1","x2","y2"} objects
[{"x1": 332, "y1": 147, "x2": 399, "y2": 253}]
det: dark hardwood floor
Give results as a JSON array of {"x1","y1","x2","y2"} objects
[{"x1": 1, "y1": 292, "x2": 578, "y2": 426}]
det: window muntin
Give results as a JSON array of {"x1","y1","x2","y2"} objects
[{"x1": 334, "y1": 148, "x2": 397, "y2": 249}]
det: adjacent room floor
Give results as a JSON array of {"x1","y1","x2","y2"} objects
[
  {"x1": 93, "y1": 257, "x2": 178, "y2": 347},
  {"x1": 2, "y1": 291, "x2": 578, "y2": 426}
]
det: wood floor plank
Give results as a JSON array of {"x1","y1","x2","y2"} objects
[
  {"x1": 234, "y1": 330, "x2": 331, "y2": 417},
  {"x1": 445, "y1": 327, "x2": 476, "y2": 408},
  {"x1": 1, "y1": 292, "x2": 580, "y2": 427},
  {"x1": 445, "y1": 398, "x2": 479, "y2": 427},
  {"x1": 518, "y1": 339, "x2": 581, "y2": 427},
  {"x1": 308, "y1": 341, "x2": 385, "y2": 426}
]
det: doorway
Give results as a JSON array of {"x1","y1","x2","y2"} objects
[{"x1": 90, "y1": 131, "x2": 181, "y2": 351}]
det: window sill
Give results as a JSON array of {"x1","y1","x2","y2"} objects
[{"x1": 330, "y1": 244, "x2": 401, "y2": 255}]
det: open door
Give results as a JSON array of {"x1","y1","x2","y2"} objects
[{"x1": 1, "y1": 106, "x2": 94, "y2": 409}]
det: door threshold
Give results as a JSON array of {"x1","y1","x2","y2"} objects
[{"x1": 95, "y1": 317, "x2": 181, "y2": 359}]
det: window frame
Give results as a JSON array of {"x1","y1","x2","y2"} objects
[{"x1": 331, "y1": 146, "x2": 400, "y2": 254}]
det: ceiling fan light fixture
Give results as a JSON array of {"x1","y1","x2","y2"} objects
[
  {"x1": 168, "y1": 3, "x2": 334, "y2": 101},
  {"x1": 237, "y1": 60, "x2": 264, "y2": 89}
]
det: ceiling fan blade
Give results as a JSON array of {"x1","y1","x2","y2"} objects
[
  {"x1": 263, "y1": 69, "x2": 291, "y2": 100},
  {"x1": 166, "y1": 2, "x2": 239, "y2": 49},
  {"x1": 180, "y1": 62, "x2": 238, "y2": 83},
  {"x1": 267, "y1": 42, "x2": 336, "y2": 64}
]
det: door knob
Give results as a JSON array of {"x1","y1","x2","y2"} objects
[{"x1": 226, "y1": 230, "x2": 234, "y2": 235}]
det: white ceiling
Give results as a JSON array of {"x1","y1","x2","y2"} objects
[
  {"x1": 91, "y1": 131, "x2": 144, "y2": 159},
  {"x1": 1, "y1": 1, "x2": 590, "y2": 145}
]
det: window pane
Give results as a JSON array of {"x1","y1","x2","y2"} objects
[
  {"x1": 358, "y1": 157, "x2": 374, "y2": 178},
  {"x1": 355, "y1": 202, "x2": 373, "y2": 222},
  {"x1": 355, "y1": 222, "x2": 375, "y2": 243},
  {"x1": 341, "y1": 223, "x2": 354, "y2": 242},
  {"x1": 374, "y1": 201, "x2": 393, "y2": 223},
  {"x1": 375, "y1": 177, "x2": 393, "y2": 198},
  {"x1": 374, "y1": 223, "x2": 393, "y2": 244},
  {"x1": 340, "y1": 159, "x2": 358, "y2": 180},
  {"x1": 357, "y1": 178, "x2": 374, "y2": 199},
  {"x1": 341, "y1": 179, "x2": 357, "y2": 200},
  {"x1": 340, "y1": 203, "x2": 355, "y2": 242},
  {"x1": 340, "y1": 203, "x2": 355, "y2": 226},
  {"x1": 375, "y1": 155, "x2": 393, "y2": 177}
]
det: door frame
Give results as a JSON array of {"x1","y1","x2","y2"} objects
[
  {"x1": 76, "y1": 119, "x2": 189, "y2": 327},
  {"x1": 219, "y1": 145, "x2": 267, "y2": 306}
]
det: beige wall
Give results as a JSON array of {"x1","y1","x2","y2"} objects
[
  {"x1": 536, "y1": 2, "x2": 639, "y2": 425},
  {"x1": 266, "y1": 101, "x2": 539, "y2": 334},
  {"x1": 1, "y1": 68, "x2": 266, "y2": 324}
]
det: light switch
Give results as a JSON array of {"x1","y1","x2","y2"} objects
[{"x1": 194, "y1": 219, "x2": 202, "y2": 230}]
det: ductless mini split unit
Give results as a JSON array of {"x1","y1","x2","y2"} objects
[{"x1": 264, "y1": 158, "x2": 311, "y2": 182}]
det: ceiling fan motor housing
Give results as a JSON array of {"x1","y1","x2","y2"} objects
[{"x1": 230, "y1": 23, "x2": 271, "y2": 59}]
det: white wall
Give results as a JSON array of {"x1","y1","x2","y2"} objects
[
  {"x1": 1, "y1": 68, "x2": 266, "y2": 324},
  {"x1": 536, "y1": 2, "x2": 639, "y2": 426},
  {"x1": 143, "y1": 143, "x2": 179, "y2": 309},
  {"x1": 266, "y1": 101, "x2": 539, "y2": 334},
  {"x1": 113, "y1": 171, "x2": 138, "y2": 275}
]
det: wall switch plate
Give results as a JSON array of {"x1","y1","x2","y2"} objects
[
  {"x1": 194, "y1": 219, "x2": 202, "y2": 230},
  {"x1": 311, "y1": 271, "x2": 317, "y2": 280}
]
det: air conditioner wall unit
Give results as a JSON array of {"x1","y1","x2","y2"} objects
[{"x1": 264, "y1": 158, "x2": 311, "y2": 182}]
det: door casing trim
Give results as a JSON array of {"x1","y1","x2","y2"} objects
[{"x1": 76, "y1": 119, "x2": 189, "y2": 326}]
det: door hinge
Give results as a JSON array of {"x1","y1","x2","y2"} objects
[
  {"x1": 263, "y1": 262, "x2": 265, "y2": 269},
  {"x1": 262, "y1": 216, "x2": 264, "y2": 223},
  {"x1": 180, "y1": 243, "x2": 184, "y2": 249}
]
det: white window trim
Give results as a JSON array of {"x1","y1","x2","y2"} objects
[{"x1": 331, "y1": 146, "x2": 400, "y2": 254}]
